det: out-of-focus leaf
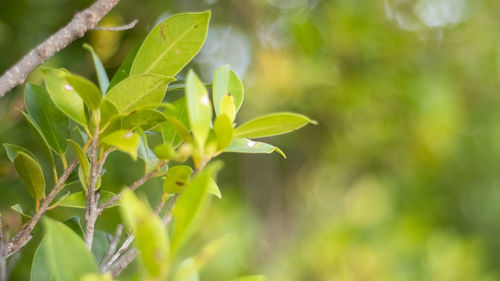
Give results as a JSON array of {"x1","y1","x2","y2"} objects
[
  {"x1": 130, "y1": 11, "x2": 210, "y2": 77},
  {"x1": 3, "y1": 143, "x2": 35, "y2": 162},
  {"x1": 234, "y1": 112, "x2": 315, "y2": 139},
  {"x1": 14, "y1": 151, "x2": 45, "y2": 201},
  {"x1": 83, "y1": 43, "x2": 110, "y2": 94},
  {"x1": 214, "y1": 114, "x2": 233, "y2": 151},
  {"x1": 162, "y1": 97, "x2": 189, "y2": 147},
  {"x1": 65, "y1": 73, "x2": 102, "y2": 111},
  {"x1": 42, "y1": 68, "x2": 87, "y2": 127},
  {"x1": 207, "y1": 177, "x2": 221, "y2": 199},
  {"x1": 120, "y1": 190, "x2": 169, "y2": 279},
  {"x1": 63, "y1": 216, "x2": 84, "y2": 239},
  {"x1": 30, "y1": 238, "x2": 54, "y2": 281},
  {"x1": 57, "y1": 191, "x2": 117, "y2": 209},
  {"x1": 219, "y1": 93, "x2": 236, "y2": 122},
  {"x1": 37, "y1": 218, "x2": 98, "y2": 281},
  {"x1": 91, "y1": 231, "x2": 109, "y2": 265},
  {"x1": 24, "y1": 83, "x2": 70, "y2": 154},
  {"x1": 21, "y1": 112, "x2": 56, "y2": 170},
  {"x1": 186, "y1": 70, "x2": 212, "y2": 147},
  {"x1": 169, "y1": 117, "x2": 193, "y2": 144},
  {"x1": 213, "y1": 65, "x2": 244, "y2": 117},
  {"x1": 173, "y1": 258, "x2": 200, "y2": 281},
  {"x1": 108, "y1": 43, "x2": 141, "y2": 91},
  {"x1": 11, "y1": 204, "x2": 32, "y2": 224},
  {"x1": 228, "y1": 276, "x2": 265, "y2": 281},
  {"x1": 69, "y1": 140, "x2": 89, "y2": 178},
  {"x1": 171, "y1": 162, "x2": 222, "y2": 257},
  {"x1": 154, "y1": 143, "x2": 178, "y2": 160},
  {"x1": 105, "y1": 74, "x2": 174, "y2": 114},
  {"x1": 224, "y1": 138, "x2": 286, "y2": 158},
  {"x1": 163, "y1": 165, "x2": 193, "y2": 194},
  {"x1": 78, "y1": 273, "x2": 115, "y2": 281},
  {"x1": 101, "y1": 130, "x2": 140, "y2": 160},
  {"x1": 122, "y1": 108, "x2": 167, "y2": 131}
]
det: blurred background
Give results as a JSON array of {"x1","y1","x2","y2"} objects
[{"x1": 2, "y1": 0, "x2": 500, "y2": 280}]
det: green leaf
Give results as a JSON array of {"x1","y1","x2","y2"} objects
[
  {"x1": 214, "y1": 114, "x2": 233, "y2": 151},
  {"x1": 163, "y1": 165, "x2": 193, "y2": 194},
  {"x1": 63, "y1": 216, "x2": 84, "y2": 239},
  {"x1": 174, "y1": 258, "x2": 200, "y2": 281},
  {"x1": 171, "y1": 162, "x2": 222, "y2": 257},
  {"x1": 224, "y1": 138, "x2": 286, "y2": 158},
  {"x1": 83, "y1": 43, "x2": 110, "y2": 94},
  {"x1": 108, "y1": 43, "x2": 141, "y2": 91},
  {"x1": 137, "y1": 128, "x2": 159, "y2": 174},
  {"x1": 220, "y1": 93, "x2": 236, "y2": 122},
  {"x1": 234, "y1": 112, "x2": 315, "y2": 139},
  {"x1": 120, "y1": 190, "x2": 169, "y2": 279},
  {"x1": 99, "y1": 98, "x2": 120, "y2": 128},
  {"x1": 91, "y1": 231, "x2": 110, "y2": 264},
  {"x1": 122, "y1": 108, "x2": 167, "y2": 131},
  {"x1": 130, "y1": 11, "x2": 211, "y2": 77},
  {"x1": 57, "y1": 191, "x2": 118, "y2": 209},
  {"x1": 21, "y1": 112, "x2": 56, "y2": 170},
  {"x1": 186, "y1": 70, "x2": 212, "y2": 147},
  {"x1": 69, "y1": 140, "x2": 89, "y2": 178},
  {"x1": 78, "y1": 273, "x2": 115, "y2": 281},
  {"x1": 65, "y1": 73, "x2": 102, "y2": 111},
  {"x1": 162, "y1": 97, "x2": 190, "y2": 147},
  {"x1": 41, "y1": 68, "x2": 87, "y2": 126},
  {"x1": 213, "y1": 65, "x2": 244, "y2": 117},
  {"x1": 11, "y1": 204, "x2": 32, "y2": 224},
  {"x1": 3, "y1": 143, "x2": 35, "y2": 162},
  {"x1": 24, "y1": 83, "x2": 70, "y2": 154},
  {"x1": 154, "y1": 143, "x2": 178, "y2": 160},
  {"x1": 207, "y1": 177, "x2": 221, "y2": 199},
  {"x1": 229, "y1": 276, "x2": 266, "y2": 281},
  {"x1": 14, "y1": 151, "x2": 45, "y2": 201},
  {"x1": 35, "y1": 218, "x2": 99, "y2": 281},
  {"x1": 105, "y1": 74, "x2": 174, "y2": 114},
  {"x1": 101, "y1": 130, "x2": 140, "y2": 160}
]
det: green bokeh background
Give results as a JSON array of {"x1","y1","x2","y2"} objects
[{"x1": 2, "y1": 0, "x2": 500, "y2": 280}]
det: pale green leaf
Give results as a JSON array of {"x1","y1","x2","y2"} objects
[
  {"x1": 220, "y1": 93, "x2": 236, "y2": 122},
  {"x1": 120, "y1": 190, "x2": 169, "y2": 278},
  {"x1": 234, "y1": 112, "x2": 315, "y2": 139},
  {"x1": 213, "y1": 65, "x2": 244, "y2": 116},
  {"x1": 83, "y1": 43, "x2": 110, "y2": 93},
  {"x1": 163, "y1": 165, "x2": 193, "y2": 194},
  {"x1": 174, "y1": 258, "x2": 200, "y2": 281},
  {"x1": 101, "y1": 130, "x2": 140, "y2": 160},
  {"x1": 31, "y1": 238, "x2": 54, "y2": 281},
  {"x1": 154, "y1": 143, "x2": 178, "y2": 160},
  {"x1": 65, "y1": 73, "x2": 102, "y2": 111},
  {"x1": 186, "y1": 70, "x2": 212, "y2": 146},
  {"x1": 214, "y1": 114, "x2": 233, "y2": 151},
  {"x1": 24, "y1": 83, "x2": 70, "y2": 154},
  {"x1": 224, "y1": 138, "x2": 286, "y2": 158},
  {"x1": 105, "y1": 74, "x2": 174, "y2": 114},
  {"x1": 14, "y1": 151, "x2": 45, "y2": 201},
  {"x1": 11, "y1": 204, "x2": 32, "y2": 224},
  {"x1": 42, "y1": 68, "x2": 87, "y2": 126},
  {"x1": 130, "y1": 11, "x2": 211, "y2": 77},
  {"x1": 57, "y1": 191, "x2": 118, "y2": 209}
]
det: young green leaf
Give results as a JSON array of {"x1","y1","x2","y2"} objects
[
  {"x1": 11, "y1": 204, "x2": 32, "y2": 224},
  {"x1": 154, "y1": 143, "x2": 178, "y2": 160},
  {"x1": 101, "y1": 130, "x2": 140, "y2": 160},
  {"x1": 213, "y1": 65, "x2": 244, "y2": 117},
  {"x1": 163, "y1": 165, "x2": 193, "y2": 194},
  {"x1": 14, "y1": 151, "x2": 46, "y2": 201},
  {"x1": 65, "y1": 73, "x2": 102, "y2": 111},
  {"x1": 77, "y1": 165, "x2": 102, "y2": 192},
  {"x1": 207, "y1": 177, "x2": 221, "y2": 199},
  {"x1": 224, "y1": 138, "x2": 286, "y2": 158},
  {"x1": 35, "y1": 218, "x2": 99, "y2": 281},
  {"x1": 130, "y1": 11, "x2": 211, "y2": 77},
  {"x1": 57, "y1": 191, "x2": 118, "y2": 209},
  {"x1": 108, "y1": 42, "x2": 141, "y2": 91},
  {"x1": 69, "y1": 140, "x2": 89, "y2": 178},
  {"x1": 162, "y1": 97, "x2": 190, "y2": 147},
  {"x1": 170, "y1": 117, "x2": 194, "y2": 144},
  {"x1": 24, "y1": 83, "x2": 70, "y2": 154},
  {"x1": 214, "y1": 114, "x2": 233, "y2": 151},
  {"x1": 21, "y1": 112, "x2": 56, "y2": 170},
  {"x1": 120, "y1": 190, "x2": 169, "y2": 279},
  {"x1": 105, "y1": 74, "x2": 174, "y2": 114},
  {"x1": 83, "y1": 43, "x2": 110, "y2": 94},
  {"x1": 171, "y1": 161, "x2": 222, "y2": 257},
  {"x1": 186, "y1": 70, "x2": 212, "y2": 147},
  {"x1": 42, "y1": 68, "x2": 87, "y2": 127},
  {"x1": 220, "y1": 93, "x2": 236, "y2": 122},
  {"x1": 3, "y1": 143, "x2": 35, "y2": 162},
  {"x1": 234, "y1": 112, "x2": 315, "y2": 139}
]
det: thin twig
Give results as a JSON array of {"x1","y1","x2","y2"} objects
[
  {"x1": 4, "y1": 160, "x2": 78, "y2": 258},
  {"x1": 0, "y1": 0, "x2": 121, "y2": 97},
  {"x1": 85, "y1": 126, "x2": 101, "y2": 249},
  {"x1": 94, "y1": 19, "x2": 138, "y2": 31},
  {"x1": 101, "y1": 233, "x2": 134, "y2": 273}
]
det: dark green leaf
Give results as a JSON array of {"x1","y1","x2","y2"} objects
[
  {"x1": 63, "y1": 216, "x2": 84, "y2": 239},
  {"x1": 108, "y1": 42, "x2": 141, "y2": 91},
  {"x1": 130, "y1": 11, "x2": 211, "y2": 77},
  {"x1": 14, "y1": 151, "x2": 45, "y2": 201},
  {"x1": 21, "y1": 112, "x2": 56, "y2": 170}
]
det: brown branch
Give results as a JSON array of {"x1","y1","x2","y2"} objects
[
  {"x1": 0, "y1": 0, "x2": 121, "y2": 97},
  {"x1": 94, "y1": 19, "x2": 138, "y2": 31},
  {"x1": 4, "y1": 160, "x2": 78, "y2": 258}
]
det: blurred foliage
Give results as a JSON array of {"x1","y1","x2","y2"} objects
[{"x1": 2, "y1": 0, "x2": 500, "y2": 280}]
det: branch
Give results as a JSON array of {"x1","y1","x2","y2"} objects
[
  {"x1": 0, "y1": 0, "x2": 121, "y2": 97},
  {"x1": 4, "y1": 160, "x2": 78, "y2": 258},
  {"x1": 85, "y1": 126, "x2": 102, "y2": 249},
  {"x1": 94, "y1": 19, "x2": 138, "y2": 31}
]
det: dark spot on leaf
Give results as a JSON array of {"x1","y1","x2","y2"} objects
[
  {"x1": 175, "y1": 181, "x2": 185, "y2": 186},
  {"x1": 194, "y1": 25, "x2": 199, "y2": 29},
  {"x1": 160, "y1": 24, "x2": 166, "y2": 41},
  {"x1": 227, "y1": 93, "x2": 232, "y2": 96}
]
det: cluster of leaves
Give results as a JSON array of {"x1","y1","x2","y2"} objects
[{"x1": 2, "y1": 11, "x2": 314, "y2": 281}]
